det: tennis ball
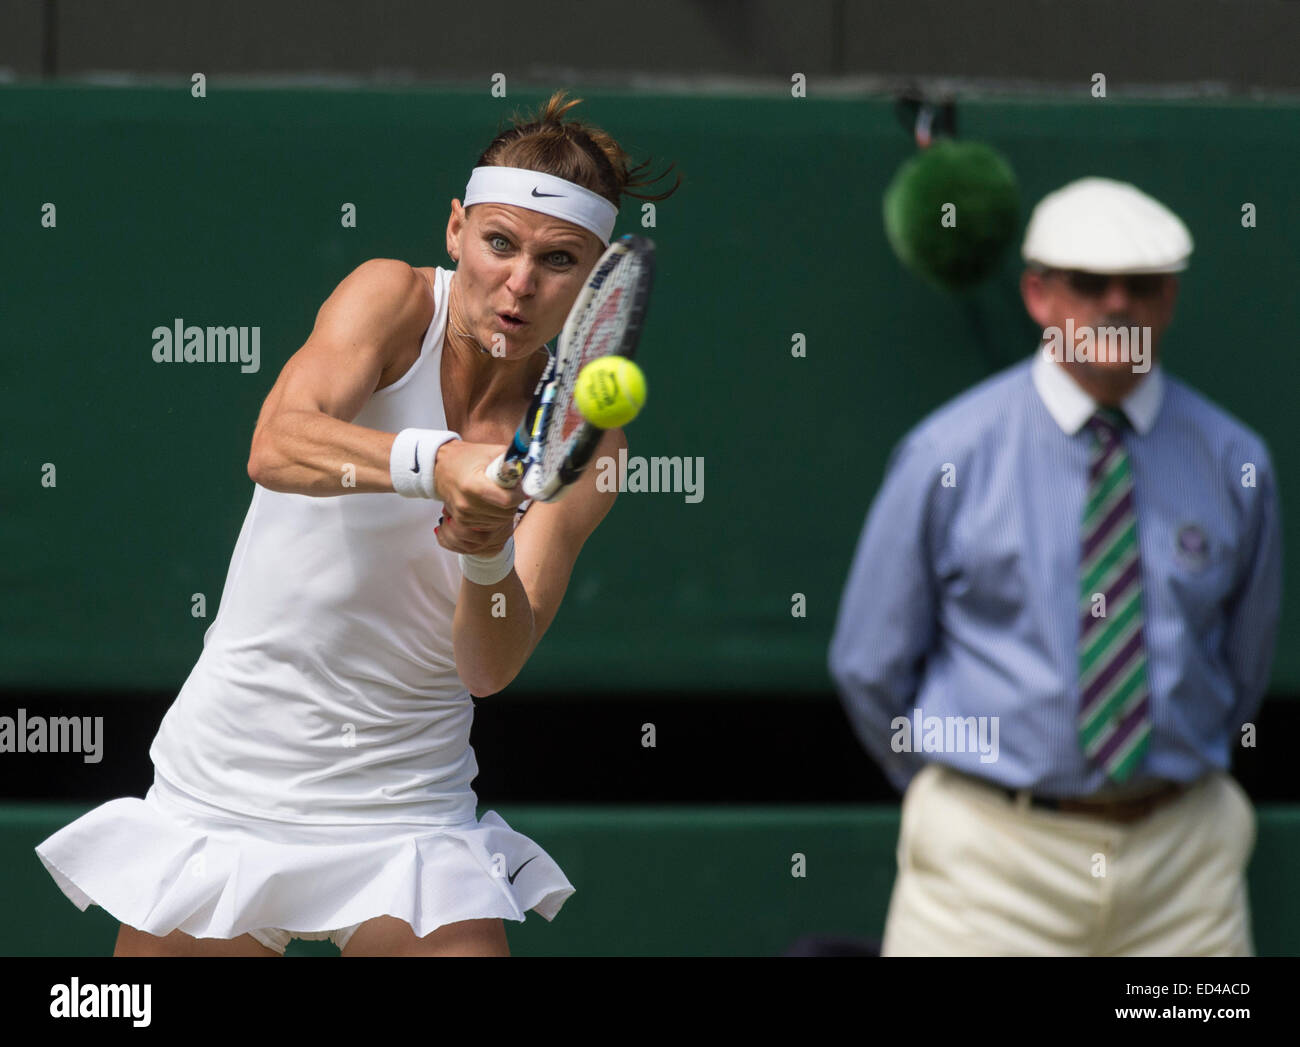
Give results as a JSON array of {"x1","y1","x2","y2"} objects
[{"x1": 574, "y1": 356, "x2": 646, "y2": 429}]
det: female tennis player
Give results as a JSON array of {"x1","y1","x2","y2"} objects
[{"x1": 35, "y1": 91, "x2": 678, "y2": 957}]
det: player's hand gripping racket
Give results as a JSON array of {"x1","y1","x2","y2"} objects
[{"x1": 486, "y1": 234, "x2": 655, "y2": 501}]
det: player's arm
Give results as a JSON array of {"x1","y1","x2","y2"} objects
[
  {"x1": 247, "y1": 259, "x2": 442, "y2": 496},
  {"x1": 451, "y1": 426, "x2": 626, "y2": 696}
]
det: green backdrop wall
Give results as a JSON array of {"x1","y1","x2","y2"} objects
[{"x1": 2, "y1": 86, "x2": 1296, "y2": 695}]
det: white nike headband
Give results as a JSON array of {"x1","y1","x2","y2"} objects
[{"x1": 463, "y1": 165, "x2": 618, "y2": 246}]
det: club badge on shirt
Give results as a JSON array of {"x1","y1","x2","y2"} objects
[{"x1": 1175, "y1": 523, "x2": 1210, "y2": 572}]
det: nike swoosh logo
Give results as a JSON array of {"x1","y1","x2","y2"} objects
[
  {"x1": 507, "y1": 856, "x2": 538, "y2": 884},
  {"x1": 411, "y1": 444, "x2": 420, "y2": 473},
  {"x1": 531, "y1": 188, "x2": 564, "y2": 198}
]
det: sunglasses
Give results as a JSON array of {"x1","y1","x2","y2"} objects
[{"x1": 1046, "y1": 269, "x2": 1170, "y2": 300}]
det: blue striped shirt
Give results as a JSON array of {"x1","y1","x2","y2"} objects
[{"x1": 829, "y1": 348, "x2": 1282, "y2": 796}]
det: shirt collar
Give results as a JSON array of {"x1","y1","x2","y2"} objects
[{"x1": 1031, "y1": 345, "x2": 1164, "y2": 436}]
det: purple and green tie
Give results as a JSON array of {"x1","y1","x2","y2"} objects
[{"x1": 1078, "y1": 407, "x2": 1151, "y2": 783}]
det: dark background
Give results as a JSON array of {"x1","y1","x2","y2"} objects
[{"x1": 2, "y1": 0, "x2": 1297, "y2": 91}]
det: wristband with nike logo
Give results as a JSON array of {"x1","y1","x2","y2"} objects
[{"x1": 390, "y1": 428, "x2": 460, "y2": 499}]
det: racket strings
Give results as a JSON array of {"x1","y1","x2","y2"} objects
[{"x1": 540, "y1": 256, "x2": 643, "y2": 478}]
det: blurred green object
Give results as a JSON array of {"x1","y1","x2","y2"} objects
[{"x1": 883, "y1": 139, "x2": 1020, "y2": 292}]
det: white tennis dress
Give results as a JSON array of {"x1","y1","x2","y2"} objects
[{"x1": 35, "y1": 266, "x2": 574, "y2": 952}]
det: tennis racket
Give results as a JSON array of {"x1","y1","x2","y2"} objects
[{"x1": 486, "y1": 233, "x2": 655, "y2": 502}]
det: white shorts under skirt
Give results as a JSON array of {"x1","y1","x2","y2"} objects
[{"x1": 34, "y1": 772, "x2": 575, "y2": 954}]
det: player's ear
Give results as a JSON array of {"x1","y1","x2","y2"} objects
[{"x1": 446, "y1": 200, "x2": 466, "y2": 263}]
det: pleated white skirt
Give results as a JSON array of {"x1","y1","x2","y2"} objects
[{"x1": 34, "y1": 771, "x2": 574, "y2": 948}]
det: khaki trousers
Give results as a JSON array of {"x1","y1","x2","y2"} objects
[{"x1": 881, "y1": 763, "x2": 1256, "y2": 956}]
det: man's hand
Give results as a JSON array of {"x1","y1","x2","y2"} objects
[{"x1": 433, "y1": 439, "x2": 527, "y2": 555}]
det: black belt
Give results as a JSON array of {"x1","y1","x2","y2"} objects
[{"x1": 982, "y1": 778, "x2": 1191, "y2": 824}]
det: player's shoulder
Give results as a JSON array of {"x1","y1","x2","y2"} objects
[
  {"x1": 334, "y1": 258, "x2": 430, "y2": 306},
  {"x1": 321, "y1": 258, "x2": 435, "y2": 337},
  {"x1": 900, "y1": 356, "x2": 1036, "y2": 457}
]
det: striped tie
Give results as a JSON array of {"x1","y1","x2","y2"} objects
[{"x1": 1078, "y1": 407, "x2": 1151, "y2": 783}]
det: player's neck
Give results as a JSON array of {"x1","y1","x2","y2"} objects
[{"x1": 442, "y1": 324, "x2": 547, "y2": 417}]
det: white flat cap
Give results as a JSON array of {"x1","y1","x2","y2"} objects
[{"x1": 1022, "y1": 176, "x2": 1193, "y2": 273}]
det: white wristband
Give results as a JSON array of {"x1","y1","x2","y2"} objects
[
  {"x1": 391, "y1": 429, "x2": 460, "y2": 499},
  {"x1": 459, "y1": 537, "x2": 515, "y2": 586}
]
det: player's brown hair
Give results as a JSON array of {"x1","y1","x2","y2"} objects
[{"x1": 474, "y1": 90, "x2": 681, "y2": 210}]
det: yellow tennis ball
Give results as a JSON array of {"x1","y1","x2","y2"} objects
[{"x1": 574, "y1": 356, "x2": 646, "y2": 429}]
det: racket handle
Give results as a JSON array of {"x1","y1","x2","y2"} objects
[{"x1": 487, "y1": 451, "x2": 523, "y2": 489}]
